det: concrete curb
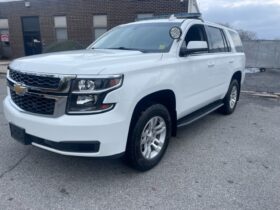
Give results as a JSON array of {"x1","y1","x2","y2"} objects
[{"x1": 242, "y1": 90, "x2": 279, "y2": 99}]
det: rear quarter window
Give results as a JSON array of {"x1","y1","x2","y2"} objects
[{"x1": 229, "y1": 31, "x2": 244, "y2": 53}]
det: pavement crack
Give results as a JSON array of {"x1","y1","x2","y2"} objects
[{"x1": 0, "y1": 150, "x2": 30, "y2": 179}]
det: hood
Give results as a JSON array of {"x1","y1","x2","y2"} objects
[{"x1": 9, "y1": 49, "x2": 163, "y2": 75}]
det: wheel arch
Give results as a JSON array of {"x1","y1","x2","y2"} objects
[
  {"x1": 128, "y1": 89, "x2": 177, "y2": 139},
  {"x1": 231, "y1": 71, "x2": 242, "y2": 100},
  {"x1": 232, "y1": 71, "x2": 242, "y2": 84}
]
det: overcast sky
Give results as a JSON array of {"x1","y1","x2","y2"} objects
[
  {"x1": 198, "y1": 0, "x2": 280, "y2": 39},
  {"x1": 1, "y1": 0, "x2": 279, "y2": 39}
]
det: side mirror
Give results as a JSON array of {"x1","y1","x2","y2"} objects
[
  {"x1": 187, "y1": 41, "x2": 208, "y2": 51},
  {"x1": 180, "y1": 41, "x2": 208, "y2": 56}
]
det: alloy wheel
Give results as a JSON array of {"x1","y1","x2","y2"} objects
[{"x1": 140, "y1": 116, "x2": 166, "y2": 160}]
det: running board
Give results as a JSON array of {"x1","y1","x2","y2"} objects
[{"x1": 177, "y1": 100, "x2": 224, "y2": 128}]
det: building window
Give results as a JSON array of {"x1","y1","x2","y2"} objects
[
  {"x1": 0, "y1": 19, "x2": 9, "y2": 29},
  {"x1": 0, "y1": 19, "x2": 9, "y2": 44},
  {"x1": 136, "y1": 13, "x2": 154, "y2": 20},
  {"x1": 93, "y1": 15, "x2": 107, "y2": 40},
  {"x1": 54, "y1": 16, "x2": 68, "y2": 41}
]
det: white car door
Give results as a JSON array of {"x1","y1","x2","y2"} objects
[
  {"x1": 176, "y1": 24, "x2": 220, "y2": 118},
  {"x1": 204, "y1": 25, "x2": 233, "y2": 97}
]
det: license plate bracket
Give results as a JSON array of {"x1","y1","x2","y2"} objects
[{"x1": 9, "y1": 124, "x2": 30, "y2": 145}]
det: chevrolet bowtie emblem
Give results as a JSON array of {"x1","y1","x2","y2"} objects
[{"x1": 14, "y1": 83, "x2": 28, "y2": 95}]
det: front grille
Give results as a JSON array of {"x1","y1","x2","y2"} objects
[
  {"x1": 10, "y1": 90, "x2": 56, "y2": 115},
  {"x1": 9, "y1": 69, "x2": 61, "y2": 89}
]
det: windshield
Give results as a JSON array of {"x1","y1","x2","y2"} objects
[{"x1": 92, "y1": 23, "x2": 181, "y2": 53}]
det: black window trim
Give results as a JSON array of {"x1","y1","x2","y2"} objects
[{"x1": 220, "y1": 29, "x2": 231, "y2": 52}]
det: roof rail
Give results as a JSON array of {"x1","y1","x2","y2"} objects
[{"x1": 136, "y1": 12, "x2": 203, "y2": 21}]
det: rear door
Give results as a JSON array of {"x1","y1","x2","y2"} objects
[{"x1": 204, "y1": 25, "x2": 233, "y2": 96}]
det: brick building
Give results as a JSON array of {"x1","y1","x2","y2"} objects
[{"x1": 0, "y1": 0, "x2": 188, "y2": 58}]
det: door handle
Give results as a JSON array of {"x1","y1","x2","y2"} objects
[{"x1": 208, "y1": 63, "x2": 215, "y2": 68}]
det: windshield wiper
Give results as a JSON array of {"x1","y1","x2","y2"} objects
[{"x1": 106, "y1": 47, "x2": 146, "y2": 53}]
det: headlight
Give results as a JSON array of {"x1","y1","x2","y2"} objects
[
  {"x1": 67, "y1": 75, "x2": 123, "y2": 114},
  {"x1": 72, "y1": 76, "x2": 123, "y2": 93}
]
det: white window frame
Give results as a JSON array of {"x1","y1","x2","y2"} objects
[
  {"x1": 0, "y1": 19, "x2": 9, "y2": 29},
  {"x1": 54, "y1": 16, "x2": 68, "y2": 41},
  {"x1": 93, "y1": 15, "x2": 108, "y2": 40}
]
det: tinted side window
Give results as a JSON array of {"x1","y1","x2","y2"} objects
[
  {"x1": 206, "y1": 26, "x2": 228, "y2": 53},
  {"x1": 181, "y1": 24, "x2": 207, "y2": 49},
  {"x1": 229, "y1": 31, "x2": 244, "y2": 53}
]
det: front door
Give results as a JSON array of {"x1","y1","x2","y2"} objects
[
  {"x1": 176, "y1": 24, "x2": 214, "y2": 117},
  {"x1": 22, "y1": 17, "x2": 42, "y2": 56}
]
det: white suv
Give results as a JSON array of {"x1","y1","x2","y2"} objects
[{"x1": 4, "y1": 14, "x2": 245, "y2": 171}]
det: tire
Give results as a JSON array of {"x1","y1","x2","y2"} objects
[
  {"x1": 220, "y1": 79, "x2": 240, "y2": 115},
  {"x1": 125, "y1": 104, "x2": 172, "y2": 171}
]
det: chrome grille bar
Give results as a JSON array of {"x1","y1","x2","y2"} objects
[{"x1": 7, "y1": 69, "x2": 76, "y2": 117}]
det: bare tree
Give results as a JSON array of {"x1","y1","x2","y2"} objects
[
  {"x1": 218, "y1": 23, "x2": 257, "y2": 41},
  {"x1": 237, "y1": 29, "x2": 257, "y2": 41}
]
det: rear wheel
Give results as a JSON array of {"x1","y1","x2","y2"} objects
[
  {"x1": 125, "y1": 104, "x2": 172, "y2": 171},
  {"x1": 220, "y1": 79, "x2": 240, "y2": 115}
]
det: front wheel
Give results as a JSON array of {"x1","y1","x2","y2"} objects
[
  {"x1": 220, "y1": 79, "x2": 240, "y2": 115},
  {"x1": 125, "y1": 104, "x2": 172, "y2": 171}
]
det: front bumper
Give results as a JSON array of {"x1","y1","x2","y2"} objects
[{"x1": 4, "y1": 96, "x2": 130, "y2": 157}]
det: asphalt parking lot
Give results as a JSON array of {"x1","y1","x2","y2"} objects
[{"x1": 0, "y1": 71, "x2": 280, "y2": 210}]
